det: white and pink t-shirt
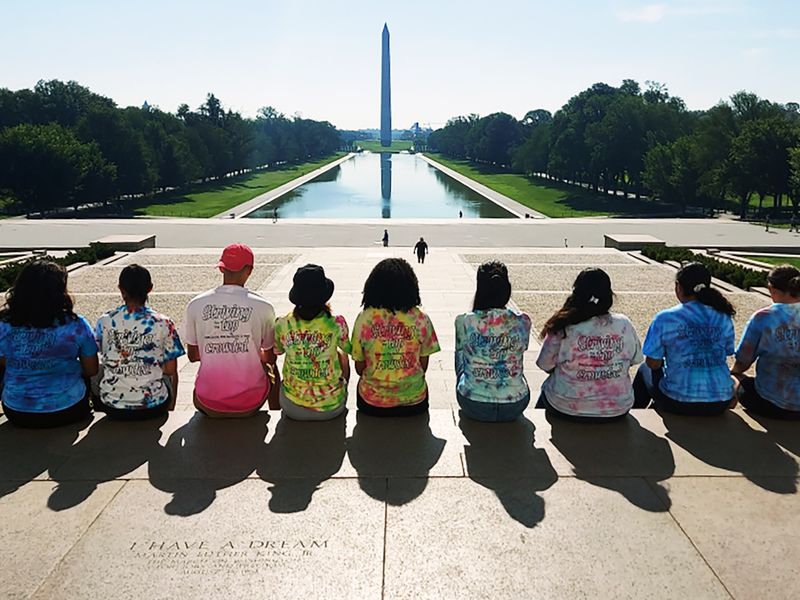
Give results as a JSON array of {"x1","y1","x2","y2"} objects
[
  {"x1": 184, "y1": 285, "x2": 275, "y2": 413},
  {"x1": 536, "y1": 313, "x2": 643, "y2": 417}
]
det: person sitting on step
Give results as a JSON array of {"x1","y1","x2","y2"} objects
[
  {"x1": 0, "y1": 261, "x2": 98, "y2": 428},
  {"x1": 536, "y1": 268, "x2": 643, "y2": 422},
  {"x1": 94, "y1": 264, "x2": 185, "y2": 420},
  {"x1": 351, "y1": 258, "x2": 440, "y2": 416},
  {"x1": 731, "y1": 265, "x2": 800, "y2": 419},
  {"x1": 633, "y1": 262, "x2": 736, "y2": 415},
  {"x1": 455, "y1": 261, "x2": 531, "y2": 422},
  {"x1": 184, "y1": 244, "x2": 279, "y2": 418},
  {"x1": 274, "y1": 264, "x2": 351, "y2": 421}
]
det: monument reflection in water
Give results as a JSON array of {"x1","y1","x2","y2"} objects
[
  {"x1": 380, "y1": 153, "x2": 391, "y2": 218},
  {"x1": 245, "y1": 153, "x2": 515, "y2": 219}
]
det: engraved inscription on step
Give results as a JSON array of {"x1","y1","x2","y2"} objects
[{"x1": 127, "y1": 539, "x2": 330, "y2": 575}]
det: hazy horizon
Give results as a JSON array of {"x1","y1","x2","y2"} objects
[{"x1": 2, "y1": 0, "x2": 799, "y2": 130}]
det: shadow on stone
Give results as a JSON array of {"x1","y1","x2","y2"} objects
[
  {"x1": 148, "y1": 412, "x2": 269, "y2": 516},
  {"x1": 257, "y1": 414, "x2": 346, "y2": 513},
  {"x1": 47, "y1": 414, "x2": 167, "y2": 511},
  {"x1": 547, "y1": 412, "x2": 675, "y2": 512},
  {"x1": 459, "y1": 414, "x2": 557, "y2": 528},
  {"x1": 347, "y1": 411, "x2": 445, "y2": 506},
  {"x1": 0, "y1": 416, "x2": 89, "y2": 500},
  {"x1": 662, "y1": 411, "x2": 799, "y2": 494},
  {"x1": 748, "y1": 413, "x2": 800, "y2": 460}
]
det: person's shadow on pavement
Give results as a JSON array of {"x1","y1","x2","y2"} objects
[
  {"x1": 47, "y1": 414, "x2": 167, "y2": 511},
  {"x1": 347, "y1": 411, "x2": 445, "y2": 506},
  {"x1": 148, "y1": 411, "x2": 270, "y2": 516},
  {"x1": 459, "y1": 414, "x2": 557, "y2": 528},
  {"x1": 257, "y1": 413, "x2": 346, "y2": 513},
  {"x1": 547, "y1": 411, "x2": 675, "y2": 512}
]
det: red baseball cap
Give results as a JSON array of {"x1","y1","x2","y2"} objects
[{"x1": 218, "y1": 244, "x2": 254, "y2": 271}]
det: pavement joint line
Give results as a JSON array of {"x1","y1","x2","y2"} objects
[{"x1": 28, "y1": 478, "x2": 129, "y2": 600}]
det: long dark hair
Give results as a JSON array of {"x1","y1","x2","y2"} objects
[
  {"x1": 768, "y1": 265, "x2": 800, "y2": 298},
  {"x1": 540, "y1": 268, "x2": 614, "y2": 338},
  {"x1": 677, "y1": 262, "x2": 735, "y2": 316},
  {"x1": 362, "y1": 258, "x2": 421, "y2": 312},
  {"x1": 293, "y1": 304, "x2": 333, "y2": 321},
  {"x1": 0, "y1": 260, "x2": 76, "y2": 327},
  {"x1": 473, "y1": 261, "x2": 511, "y2": 311}
]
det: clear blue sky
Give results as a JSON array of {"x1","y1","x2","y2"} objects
[{"x1": 2, "y1": 0, "x2": 798, "y2": 129}]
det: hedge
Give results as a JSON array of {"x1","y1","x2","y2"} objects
[
  {"x1": 0, "y1": 243, "x2": 115, "y2": 292},
  {"x1": 641, "y1": 246, "x2": 767, "y2": 291}
]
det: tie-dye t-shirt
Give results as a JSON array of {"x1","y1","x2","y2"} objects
[
  {"x1": 642, "y1": 301, "x2": 735, "y2": 403},
  {"x1": 536, "y1": 313, "x2": 643, "y2": 417},
  {"x1": 274, "y1": 312, "x2": 351, "y2": 411},
  {"x1": 185, "y1": 285, "x2": 275, "y2": 413},
  {"x1": 0, "y1": 316, "x2": 97, "y2": 413},
  {"x1": 95, "y1": 305, "x2": 185, "y2": 409},
  {"x1": 455, "y1": 308, "x2": 531, "y2": 404},
  {"x1": 351, "y1": 307, "x2": 440, "y2": 407},
  {"x1": 735, "y1": 302, "x2": 800, "y2": 410}
]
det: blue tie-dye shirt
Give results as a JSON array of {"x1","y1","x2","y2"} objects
[
  {"x1": 95, "y1": 305, "x2": 185, "y2": 409},
  {"x1": 0, "y1": 315, "x2": 97, "y2": 412},
  {"x1": 455, "y1": 308, "x2": 531, "y2": 404},
  {"x1": 642, "y1": 301, "x2": 735, "y2": 403},
  {"x1": 735, "y1": 303, "x2": 800, "y2": 410}
]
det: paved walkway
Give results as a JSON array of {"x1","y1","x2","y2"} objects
[
  {"x1": 1, "y1": 247, "x2": 798, "y2": 599},
  {"x1": 214, "y1": 154, "x2": 356, "y2": 219},
  {"x1": 2, "y1": 218, "x2": 800, "y2": 251},
  {"x1": 418, "y1": 155, "x2": 542, "y2": 218}
]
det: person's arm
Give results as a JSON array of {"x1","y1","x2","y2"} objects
[
  {"x1": 535, "y1": 332, "x2": 560, "y2": 374},
  {"x1": 732, "y1": 314, "x2": 759, "y2": 377},
  {"x1": 162, "y1": 358, "x2": 178, "y2": 410},
  {"x1": 187, "y1": 344, "x2": 201, "y2": 362},
  {"x1": 80, "y1": 354, "x2": 99, "y2": 378},
  {"x1": 355, "y1": 360, "x2": 366, "y2": 376},
  {"x1": 262, "y1": 347, "x2": 281, "y2": 410},
  {"x1": 338, "y1": 349, "x2": 351, "y2": 382},
  {"x1": 645, "y1": 357, "x2": 663, "y2": 369},
  {"x1": 420, "y1": 355, "x2": 430, "y2": 373}
]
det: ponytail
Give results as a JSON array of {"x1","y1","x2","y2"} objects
[
  {"x1": 768, "y1": 265, "x2": 800, "y2": 298},
  {"x1": 540, "y1": 268, "x2": 614, "y2": 338},
  {"x1": 677, "y1": 262, "x2": 735, "y2": 316}
]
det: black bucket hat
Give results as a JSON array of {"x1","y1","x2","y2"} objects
[{"x1": 289, "y1": 264, "x2": 334, "y2": 306}]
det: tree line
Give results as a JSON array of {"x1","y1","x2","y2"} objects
[
  {"x1": 0, "y1": 80, "x2": 341, "y2": 215},
  {"x1": 428, "y1": 80, "x2": 800, "y2": 216}
]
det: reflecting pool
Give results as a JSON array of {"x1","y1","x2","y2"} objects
[{"x1": 244, "y1": 153, "x2": 516, "y2": 218}]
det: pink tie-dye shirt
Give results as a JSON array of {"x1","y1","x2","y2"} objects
[
  {"x1": 184, "y1": 285, "x2": 275, "y2": 413},
  {"x1": 351, "y1": 307, "x2": 440, "y2": 407},
  {"x1": 536, "y1": 313, "x2": 643, "y2": 417}
]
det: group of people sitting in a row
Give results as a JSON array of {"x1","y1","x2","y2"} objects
[{"x1": 0, "y1": 243, "x2": 799, "y2": 429}]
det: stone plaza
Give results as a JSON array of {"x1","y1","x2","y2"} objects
[{"x1": 2, "y1": 241, "x2": 799, "y2": 599}]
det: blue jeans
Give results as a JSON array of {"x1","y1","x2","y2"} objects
[
  {"x1": 633, "y1": 363, "x2": 731, "y2": 416},
  {"x1": 456, "y1": 391, "x2": 529, "y2": 422}
]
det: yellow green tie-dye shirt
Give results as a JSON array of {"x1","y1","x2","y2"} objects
[
  {"x1": 274, "y1": 312, "x2": 351, "y2": 411},
  {"x1": 351, "y1": 307, "x2": 440, "y2": 407}
]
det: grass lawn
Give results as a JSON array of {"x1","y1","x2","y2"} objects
[
  {"x1": 424, "y1": 154, "x2": 677, "y2": 217},
  {"x1": 355, "y1": 140, "x2": 413, "y2": 153},
  {"x1": 743, "y1": 255, "x2": 800, "y2": 269},
  {"x1": 133, "y1": 154, "x2": 345, "y2": 218}
]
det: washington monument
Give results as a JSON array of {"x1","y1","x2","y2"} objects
[{"x1": 381, "y1": 23, "x2": 391, "y2": 147}]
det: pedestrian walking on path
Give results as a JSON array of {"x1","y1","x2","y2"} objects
[
  {"x1": 382, "y1": 229, "x2": 389, "y2": 247},
  {"x1": 790, "y1": 213, "x2": 798, "y2": 232},
  {"x1": 765, "y1": 213, "x2": 770, "y2": 232},
  {"x1": 272, "y1": 207, "x2": 278, "y2": 223},
  {"x1": 414, "y1": 237, "x2": 429, "y2": 264}
]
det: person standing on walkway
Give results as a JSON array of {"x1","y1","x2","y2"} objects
[
  {"x1": 765, "y1": 213, "x2": 770, "y2": 232},
  {"x1": 185, "y1": 243, "x2": 279, "y2": 418},
  {"x1": 382, "y1": 229, "x2": 389, "y2": 247},
  {"x1": 414, "y1": 237, "x2": 429, "y2": 264},
  {"x1": 455, "y1": 262, "x2": 531, "y2": 422},
  {"x1": 790, "y1": 213, "x2": 798, "y2": 233},
  {"x1": 272, "y1": 207, "x2": 278, "y2": 223}
]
